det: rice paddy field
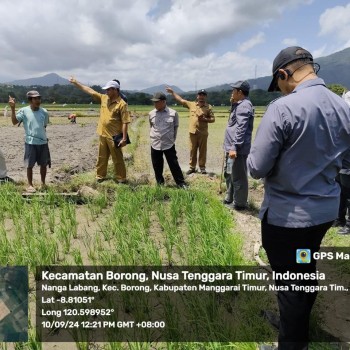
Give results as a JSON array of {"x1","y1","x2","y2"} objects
[{"x1": 0, "y1": 104, "x2": 348, "y2": 350}]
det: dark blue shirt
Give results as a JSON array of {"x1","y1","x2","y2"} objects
[
  {"x1": 223, "y1": 98, "x2": 254, "y2": 155},
  {"x1": 247, "y1": 78, "x2": 350, "y2": 227}
]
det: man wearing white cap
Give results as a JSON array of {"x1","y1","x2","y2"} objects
[{"x1": 70, "y1": 77, "x2": 131, "y2": 183}]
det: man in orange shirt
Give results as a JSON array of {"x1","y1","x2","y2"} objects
[
  {"x1": 166, "y1": 87, "x2": 215, "y2": 174},
  {"x1": 70, "y1": 78, "x2": 130, "y2": 183}
]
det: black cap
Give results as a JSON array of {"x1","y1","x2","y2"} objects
[
  {"x1": 268, "y1": 46, "x2": 313, "y2": 92},
  {"x1": 150, "y1": 92, "x2": 167, "y2": 101},
  {"x1": 197, "y1": 89, "x2": 207, "y2": 95},
  {"x1": 231, "y1": 80, "x2": 250, "y2": 93}
]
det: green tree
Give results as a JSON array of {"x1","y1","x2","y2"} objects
[{"x1": 327, "y1": 84, "x2": 347, "y2": 96}]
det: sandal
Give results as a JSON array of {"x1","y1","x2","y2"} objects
[{"x1": 26, "y1": 186, "x2": 36, "y2": 193}]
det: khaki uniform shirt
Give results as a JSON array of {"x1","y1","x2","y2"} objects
[
  {"x1": 182, "y1": 100, "x2": 215, "y2": 135},
  {"x1": 92, "y1": 93, "x2": 131, "y2": 138}
]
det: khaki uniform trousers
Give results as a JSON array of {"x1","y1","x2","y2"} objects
[
  {"x1": 189, "y1": 133, "x2": 208, "y2": 170},
  {"x1": 96, "y1": 136, "x2": 126, "y2": 182}
]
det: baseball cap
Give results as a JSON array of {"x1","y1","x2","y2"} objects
[
  {"x1": 102, "y1": 80, "x2": 120, "y2": 90},
  {"x1": 268, "y1": 46, "x2": 313, "y2": 92},
  {"x1": 197, "y1": 89, "x2": 207, "y2": 95},
  {"x1": 150, "y1": 92, "x2": 167, "y2": 102},
  {"x1": 231, "y1": 80, "x2": 250, "y2": 93},
  {"x1": 26, "y1": 90, "x2": 41, "y2": 98}
]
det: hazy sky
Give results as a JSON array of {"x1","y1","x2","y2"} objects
[{"x1": 1, "y1": 0, "x2": 350, "y2": 90}]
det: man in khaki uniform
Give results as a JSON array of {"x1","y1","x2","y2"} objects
[
  {"x1": 70, "y1": 78, "x2": 130, "y2": 183},
  {"x1": 166, "y1": 87, "x2": 215, "y2": 174}
]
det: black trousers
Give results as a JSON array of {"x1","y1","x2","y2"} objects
[
  {"x1": 262, "y1": 216, "x2": 333, "y2": 350},
  {"x1": 151, "y1": 146, "x2": 185, "y2": 186},
  {"x1": 336, "y1": 174, "x2": 348, "y2": 222}
]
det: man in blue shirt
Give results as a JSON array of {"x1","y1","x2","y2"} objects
[
  {"x1": 9, "y1": 91, "x2": 50, "y2": 193},
  {"x1": 223, "y1": 80, "x2": 254, "y2": 210},
  {"x1": 247, "y1": 46, "x2": 350, "y2": 349}
]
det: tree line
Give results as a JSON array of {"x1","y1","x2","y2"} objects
[{"x1": 0, "y1": 83, "x2": 346, "y2": 106}]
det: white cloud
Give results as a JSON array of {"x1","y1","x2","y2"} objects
[
  {"x1": 319, "y1": 4, "x2": 350, "y2": 46},
  {"x1": 238, "y1": 32, "x2": 266, "y2": 53},
  {"x1": 312, "y1": 45, "x2": 328, "y2": 59},
  {"x1": 0, "y1": 0, "x2": 323, "y2": 90},
  {"x1": 282, "y1": 38, "x2": 298, "y2": 46}
]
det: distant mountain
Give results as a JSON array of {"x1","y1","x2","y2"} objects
[
  {"x1": 197, "y1": 47, "x2": 350, "y2": 92},
  {"x1": 4, "y1": 47, "x2": 350, "y2": 92},
  {"x1": 140, "y1": 84, "x2": 184, "y2": 95},
  {"x1": 8, "y1": 73, "x2": 70, "y2": 87},
  {"x1": 245, "y1": 47, "x2": 350, "y2": 91}
]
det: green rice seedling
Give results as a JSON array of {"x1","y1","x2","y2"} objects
[
  {"x1": 47, "y1": 206, "x2": 56, "y2": 233},
  {"x1": 22, "y1": 210, "x2": 35, "y2": 237},
  {"x1": 87, "y1": 191, "x2": 109, "y2": 221},
  {"x1": 61, "y1": 201, "x2": 78, "y2": 238},
  {"x1": 56, "y1": 225, "x2": 72, "y2": 255},
  {"x1": 94, "y1": 230, "x2": 104, "y2": 252},
  {"x1": 139, "y1": 240, "x2": 162, "y2": 265},
  {"x1": 76, "y1": 342, "x2": 90, "y2": 350},
  {"x1": 98, "y1": 250, "x2": 115, "y2": 265},
  {"x1": 83, "y1": 234, "x2": 97, "y2": 263},
  {"x1": 37, "y1": 237, "x2": 59, "y2": 266},
  {"x1": 0, "y1": 227, "x2": 12, "y2": 265},
  {"x1": 71, "y1": 248, "x2": 83, "y2": 265},
  {"x1": 105, "y1": 342, "x2": 124, "y2": 350},
  {"x1": 101, "y1": 220, "x2": 114, "y2": 241}
]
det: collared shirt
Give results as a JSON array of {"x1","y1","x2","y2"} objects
[
  {"x1": 16, "y1": 106, "x2": 49, "y2": 145},
  {"x1": 91, "y1": 92, "x2": 131, "y2": 138},
  {"x1": 223, "y1": 98, "x2": 254, "y2": 155},
  {"x1": 247, "y1": 78, "x2": 350, "y2": 228},
  {"x1": 182, "y1": 100, "x2": 215, "y2": 135},
  {"x1": 342, "y1": 91, "x2": 350, "y2": 107},
  {"x1": 149, "y1": 106, "x2": 179, "y2": 151}
]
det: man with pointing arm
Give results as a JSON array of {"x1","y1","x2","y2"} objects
[{"x1": 70, "y1": 77, "x2": 130, "y2": 183}]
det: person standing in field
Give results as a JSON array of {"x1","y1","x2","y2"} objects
[
  {"x1": 223, "y1": 80, "x2": 254, "y2": 210},
  {"x1": 69, "y1": 77, "x2": 130, "y2": 183},
  {"x1": 9, "y1": 91, "x2": 50, "y2": 193},
  {"x1": 0, "y1": 148, "x2": 14, "y2": 184},
  {"x1": 247, "y1": 46, "x2": 350, "y2": 349},
  {"x1": 148, "y1": 92, "x2": 187, "y2": 188},
  {"x1": 335, "y1": 87, "x2": 350, "y2": 234},
  {"x1": 165, "y1": 87, "x2": 215, "y2": 175}
]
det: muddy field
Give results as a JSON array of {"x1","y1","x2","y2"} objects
[
  {"x1": 1, "y1": 122, "x2": 97, "y2": 185},
  {"x1": 1, "y1": 115, "x2": 227, "y2": 186}
]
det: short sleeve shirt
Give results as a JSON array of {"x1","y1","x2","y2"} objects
[
  {"x1": 16, "y1": 106, "x2": 49, "y2": 145},
  {"x1": 182, "y1": 100, "x2": 214, "y2": 135},
  {"x1": 92, "y1": 92, "x2": 131, "y2": 138}
]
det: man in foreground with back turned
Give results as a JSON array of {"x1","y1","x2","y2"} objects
[{"x1": 247, "y1": 46, "x2": 350, "y2": 349}]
